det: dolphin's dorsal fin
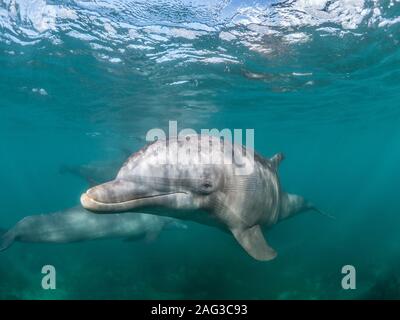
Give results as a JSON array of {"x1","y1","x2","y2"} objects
[
  {"x1": 270, "y1": 152, "x2": 285, "y2": 170},
  {"x1": 231, "y1": 225, "x2": 277, "y2": 261}
]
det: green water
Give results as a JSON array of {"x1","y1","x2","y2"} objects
[{"x1": 1, "y1": 0, "x2": 400, "y2": 299}]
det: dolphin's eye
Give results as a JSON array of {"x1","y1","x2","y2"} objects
[
  {"x1": 196, "y1": 180, "x2": 214, "y2": 194},
  {"x1": 203, "y1": 182, "x2": 212, "y2": 189}
]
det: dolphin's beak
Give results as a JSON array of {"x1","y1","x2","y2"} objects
[
  {"x1": 81, "y1": 179, "x2": 133, "y2": 212},
  {"x1": 80, "y1": 179, "x2": 182, "y2": 213}
]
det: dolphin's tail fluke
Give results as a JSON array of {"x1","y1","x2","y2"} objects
[
  {"x1": 309, "y1": 205, "x2": 336, "y2": 220},
  {"x1": 279, "y1": 193, "x2": 335, "y2": 221},
  {"x1": 0, "y1": 229, "x2": 15, "y2": 252}
]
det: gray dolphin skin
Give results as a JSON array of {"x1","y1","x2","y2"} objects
[
  {"x1": 0, "y1": 206, "x2": 186, "y2": 252},
  {"x1": 81, "y1": 135, "x2": 322, "y2": 261}
]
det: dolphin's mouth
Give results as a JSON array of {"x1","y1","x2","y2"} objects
[
  {"x1": 80, "y1": 179, "x2": 185, "y2": 213},
  {"x1": 80, "y1": 192, "x2": 182, "y2": 212}
]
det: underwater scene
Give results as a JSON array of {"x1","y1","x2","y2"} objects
[{"x1": 1, "y1": 0, "x2": 400, "y2": 300}]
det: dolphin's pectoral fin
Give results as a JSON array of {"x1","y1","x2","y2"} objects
[
  {"x1": 123, "y1": 231, "x2": 160, "y2": 243},
  {"x1": 270, "y1": 152, "x2": 285, "y2": 170},
  {"x1": 231, "y1": 225, "x2": 277, "y2": 261},
  {"x1": 123, "y1": 234, "x2": 146, "y2": 242},
  {"x1": 145, "y1": 228, "x2": 162, "y2": 243}
]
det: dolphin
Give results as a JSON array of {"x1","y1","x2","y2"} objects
[
  {"x1": 60, "y1": 162, "x2": 120, "y2": 187},
  {"x1": 59, "y1": 147, "x2": 132, "y2": 186},
  {"x1": 81, "y1": 134, "x2": 324, "y2": 261},
  {"x1": 0, "y1": 206, "x2": 186, "y2": 252},
  {"x1": 0, "y1": 156, "x2": 186, "y2": 252}
]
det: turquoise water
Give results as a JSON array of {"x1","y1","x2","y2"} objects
[{"x1": 1, "y1": 0, "x2": 400, "y2": 299}]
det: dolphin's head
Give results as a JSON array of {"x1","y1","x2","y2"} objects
[{"x1": 80, "y1": 152, "x2": 226, "y2": 219}]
